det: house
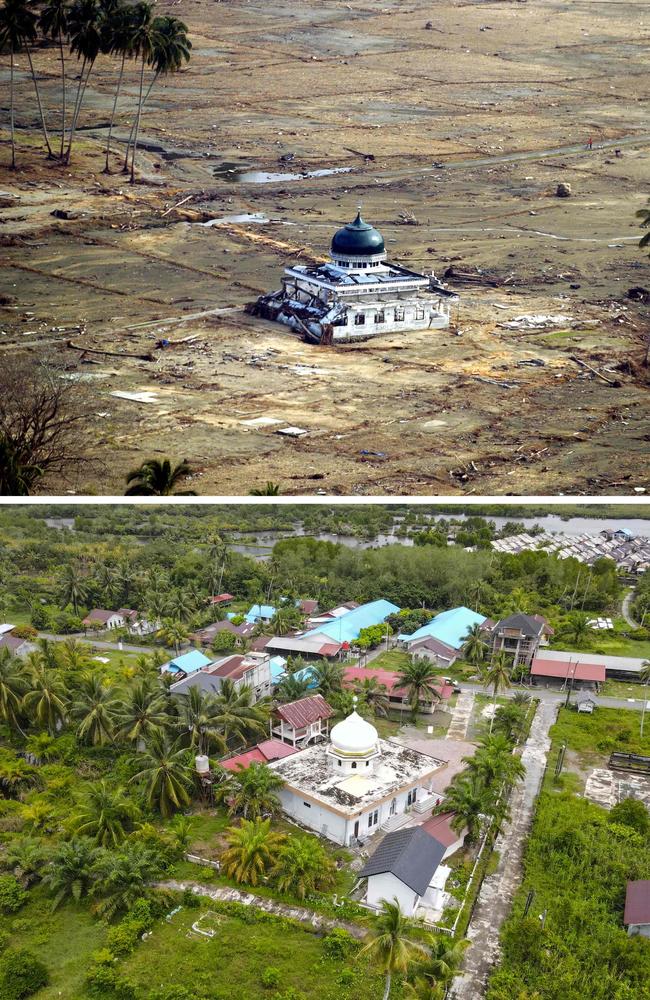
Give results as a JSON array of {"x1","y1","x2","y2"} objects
[
  {"x1": 244, "y1": 604, "x2": 276, "y2": 625},
  {"x1": 487, "y1": 613, "x2": 553, "y2": 667},
  {"x1": 297, "y1": 599, "x2": 319, "y2": 615},
  {"x1": 420, "y1": 812, "x2": 466, "y2": 859},
  {"x1": 117, "y1": 609, "x2": 159, "y2": 637},
  {"x1": 536, "y1": 649, "x2": 650, "y2": 681},
  {"x1": 220, "y1": 738, "x2": 297, "y2": 773},
  {"x1": 269, "y1": 708, "x2": 446, "y2": 846},
  {"x1": 271, "y1": 694, "x2": 334, "y2": 747},
  {"x1": 301, "y1": 599, "x2": 400, "y2": 645},
  {"x1": 0, "y1": 632, "x2": 33, "y2": 657},
  {"x1": 399, "y1": 606, "x2": 486, "y2": 652},
  {"x1": 405, "y1": 635, "x2": 459, "y2": 669},
  {"x1": 342, "y1": 666, "x2": 453, "y2": 714},
  {"x1": 576, "y1": 691, "x2": 599, "y2": 714},
  {"x1": 82, "y1": 609, "x2": 126, "y2": 631},
  {"x1": 208, "y1": 593, "x2": 234, "y2": 607},
  {"x1": 360, "y1": 826, "x2": 449, "y2": 917},
  {"x1": 249, "y1": 211, "x2": 457, "y2": 345},
  {"x1": 170, "y1": 652, "x2": 272, "y2": 703},
  {"x1": 530, "y1": 657, "x2": 605, "y2": 689},
  {"x1": 624, "y1": 880, "x2": 650, "y2": 937},
  {"x1": 189, "y1": 619, "x2": 255, "y2": 646},
  {"x1": 265, "y1": 635, "x2": 343, "y2": 660},
  {"x1": 161, "y1": 649, "x2": 214, "y2": 678}
]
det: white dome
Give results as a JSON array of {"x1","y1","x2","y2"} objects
[{"x1": 330, "y1": 710, "x2": 379, "y2": 756}]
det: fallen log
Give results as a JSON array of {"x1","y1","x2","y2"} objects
[
  {"x1": 569, "y1": 355, "x2": 621, "y2": 387},
  {"x1": 67, "y1": 340, "x2": 155, "y2": 361}
]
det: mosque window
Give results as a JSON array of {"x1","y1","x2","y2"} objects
[
  {"x1": 394, "y1": 307, "x2": 405, "y2": 322},
  {"x1": 374, "y1": 311, "x2": 385, "y2": 324},
  {"x1": 415, "y1": 307, "x2": 425, "y2": 320},
  {"x1": 354, "y1": 314, "x2": 366, "y2": 326}
]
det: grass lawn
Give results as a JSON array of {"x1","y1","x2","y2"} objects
[
  {"x1": 601, "y1": 678, "x2": 649, "y2": 699},
  {"x1": 551, "y1": 634, "x2": 650, "y2": 660},
  {"x1": 0, "y1": 887, "x2": 107, "y2": 1000},
  {"x1": 120, "y1": 903, "x2": 383, "y2": 1000},
  {"x1": 365, "y1": 649, "x2": 411, "y2": 670},
  {"x1": 549, "y1": 705, "x2": 650, "y2": 767}
]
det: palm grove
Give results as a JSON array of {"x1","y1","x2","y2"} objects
[{"x1": 0, "y1": 0, "x2": 191, "y2": 178}]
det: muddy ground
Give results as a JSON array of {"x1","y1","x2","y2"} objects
[{"x1": 1, "y1": 0, "x2": 649, "y2": 495}]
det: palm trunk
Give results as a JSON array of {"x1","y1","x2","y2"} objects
[
  {"x1": 9, "y1": 50, "x2": 16, "y2": 169},
  {"x1": 64, "y1": 57, "x2": 87, "y2": 163},
  {"x1": 382, "y1": 972, "x2": 392, "y2": 1000},
  {"x1": 65, "y1": 57, "x2": 95, "y2": 164},
  {"x1": 23, "y1": 41, "x2": 53, "y2": 157},
  {"x1": 490, "y1": 687, "x2": 496, "y2": 733},
  {"x1": 104, "y1": 52, "x2": 126, "y2": 173},
  {"x1": 122, "y1": 70, "x2": 158, "y2": 172},
  {"x1": 58, "y1": 32, "x2": 66, "y2": 159},
  {"x1": 130, "y1": 56, "x2": 147, "y2": 183}
]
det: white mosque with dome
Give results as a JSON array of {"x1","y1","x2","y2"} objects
[
  {"x1": 269, "y1": 702, "x2": 447, "y2": 846},
  {"x1": 249, "y1": 211, "x2": 458, "y2": 345}
]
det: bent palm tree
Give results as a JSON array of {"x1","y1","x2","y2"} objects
[
  {"x1": 220, "y1": 818, "x2": 284, "y2": 886},
  {"x1": 358, "y1": 898, "x2": 427, "y2": 1000},
  {"x1": 125, "y1": 458, "x2": 196, "y2": 496},
  {"x1": 39, "y1": 0, "x2": 70, "y2": 158}
]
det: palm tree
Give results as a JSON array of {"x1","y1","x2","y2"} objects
[
  {"x1": 269, "y1": 605, "x2": 302, "y2": 636},
  {"x1": 115, "y1": 679, "x2": 169, "y2": 747},
  {"x1": 168, "y1": 813, "x2": 194, "y2": 854},
  {"x1": 217, "y1": 760, "x2": 284, "y2": 820},
  {"x1": 23, "y1": 665, "x2": 68, "y2": 734},
  {"x1": 462, "y1": 623, "x2": 487, "y2": 667},
  {"x1": 0, "y1": 648, "x2": 28, "y2": 733},
  {"x1": 311, "y1": 659, "x2": 344, "y2": 700},
  {"x1": 101, "y1": 0, "x2": 133, "y2": 171},
  {"x1": 42, "y1": 838, "x2": 98, "y2": 910},
  {"x1": 91, "y1": 841, "x2": 161, "y2": 920},
  {"x1": 72, "y1": 674, "x2": 119, "y2": 745},
  {"x1": 465, "y1": 733, "x2": 525, "y2": 789},
  {"x1": 220, "y1": 818, "x2": 284, "y2": 886},
  {"x1": 159, "y1": 618, "x2": 188, "y2": 655},
  {"x1": 0, "y1": 0, "x2": 27, "y2": 167},
  {"x1": 176, "y1": 686, "x2": 226, "y2": 756},
  {"x1": 125, "y1": 458, "x2": 197, "y2": 496},
  {"x1": 358, "y1": 898, "x2": 427, "y2": 1000},
  {"x1": 637, "y1": 200, "x2": 650, "y2": 256},
  {"x1": 72, "y1": 780, "x2": 138, "y2": 846},
  {"x1": 562, "y1": 611, "x2": 591, "y2": 648},
  {"x1": 58, "y1": 637, "x2": 91, "y2": 672},
  {"x1": 271, "y1": 835, "x2": 336, "y2": 900},
  {"x1": 6, "y1": 0, "x2": 54, "y2": 157},
  {"x1": 249, "y1": 481, "x2": 280, "y2": 496},
  {"x1": 437, "y1": 774, "x2": 489, "y2": 844},
  {"x1": 39, "y1": 0, "x2": 70, "y2": 159},
  {"x1": 396, "y1": 657, "x2": 441, "y2": 718},
  {"x1": 3, "y1": 837, "x2": 46, "y2": 887},
  {"x1": 403, "y1": 976, "x2": 445, "y2": 1000},
  {"x1": 206, "y1": 534, "x2": 230, "y2": 596},
  {"x1": 353, "y1": 675, "x2": 390, "y2": 718},
  {"x1": 213, "y1": 679, "x2": 268, "y2": 748},
  {"x1": 59, "y1": 562, "x2": 89, "y2": 616},
  {"x1": 64, "y1": 0, "x2": 103, "y2": 163},
  {"x1": 0, "y1": 754, "x2": 41, "y2": 799},
  {"x1": 124, "y1": 2, "x2": 158, "y2": 183},
  {"x1": 129, "y1": 732, "x2": 194, "y2": 817},
  {"x1": 424, "y1": 935, "x2": 469, "y2": 989},
  {"x1": 274, "y1": 672, "x2": 312, "y2": 704},
  {"x1": 167, "y1": 589, "x2": 195, "y2": 623},
  {"x1": 484, "y1": 653, "x2": 511, "y2": 733}
]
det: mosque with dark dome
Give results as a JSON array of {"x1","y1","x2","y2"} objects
[{"x1": 249, "y1": 211, "x2": 458, "y2": 344}]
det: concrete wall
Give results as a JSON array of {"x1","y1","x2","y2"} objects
[
  {"x1": 366, "y1": 873, "x2": 419, "y2": 916},
  {"x1": 278, "y1": 789, "x2": 349, "y2": 845},
  {"x1": 628, "y1": 923, "x2": 650, "y2": 938}
]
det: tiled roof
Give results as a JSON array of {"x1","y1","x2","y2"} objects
[
  {"x1": 421, "y1": 812, "x2": 462, "y2": 848},
  {"x1": 409, "y1": 635, "x2": 458, "y2": 660},
  {"x1": 83, "y1": 609, "x2": 119, "y2": 623},
  {"x1": 342, "y1": 666, "x2": 452, "y2": 701},
  {"x1": 221, "y1": 739, "x2": 297, "y2": 773},
  {"x1": 531, "y1": 658, "x2": 606, "y2": 683},
  {"x1": 209, "y1": 594, "x2": 234, "y2": 604},
  {"x1": 274, "y1": 694, "x2": 334, "y2": 729}
]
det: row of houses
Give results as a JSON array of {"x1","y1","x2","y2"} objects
[{"x1": 492, "y1": 528, "x2": 650, "y2": 575}]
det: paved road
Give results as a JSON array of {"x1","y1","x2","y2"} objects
[
  {"x1": 622, "y1": 590, "x2": 639, "y2": 629},
  {"x1": 459, "y1": 681, "x2": 647, "y2": 712},
  {"x1": 37, "y1": 632, "x2": 157, "y2": 655},
  {"x1": 450, "y1": 701, "x2": 557, "y2": 1000}
]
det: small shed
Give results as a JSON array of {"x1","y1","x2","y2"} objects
[
  {"x1": 624, "y1": 880, "x2": 650, "y2": 937},
  {"x1": 577, "y1": 691, "x2": 598, "y2": 714}
]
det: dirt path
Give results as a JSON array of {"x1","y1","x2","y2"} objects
[
  {"x1": 622, "y1": 590, "x2": 639, "y2": 628},
  {"x1": 450, "y1": 701, "x2": 557, "y2": 1000},
  {"x1": 154, "y1": 879, "x2": 367, "y2": 939}
]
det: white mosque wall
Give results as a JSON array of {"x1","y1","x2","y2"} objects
[{"x1": 278, "y1": 789, "x2": 349, "y2": 845}]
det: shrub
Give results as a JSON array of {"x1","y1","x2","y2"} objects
[
  {"x1": 0, "y1": 948, "x2": 49, "y2": 999},
  {"x1": 0, "y1": 876, "x2": 28, "y2": 914},
  {"x1": 322, "y1": 928, "x2": 356, "y2": 959},
  {"x1": 10, "y1": 626, "x2": 37, "y2": 640},
  {"x1": 182, "y1": 888, "x2": 201, "y2": 908},
  {"x1": 148, "y1": 989, "x2": 199, "y2": 1000},
  {"x1": 107, "y1": 922, "x2": 141, "y2": 958},
  {"x1": 337, "y1": 968, "x2": 355, "y2": 986},
  {"x1": 85, "y1": 964, "x2": 138, "y2": 999},
  {"x1": 29, "y1": 607, "x2": 49, "y2": 630},
  {"x1": 609, "y1": 798, "x2": 650, "y2": 836},
  {"x1": 261, "y1": 967, "x2": 281, "y2": 989}
]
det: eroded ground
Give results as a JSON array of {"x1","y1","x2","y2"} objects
[{"x1": 1, "y1": 0, "x2": 649, "y2": 495}]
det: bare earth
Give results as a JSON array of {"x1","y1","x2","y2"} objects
[{"x1": 1, "y1": 0, "x2": 649, "y2": 495}]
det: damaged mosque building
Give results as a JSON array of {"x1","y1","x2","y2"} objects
[{"x1": 248, "y1": 211, "x2": 458, "y2": 344}]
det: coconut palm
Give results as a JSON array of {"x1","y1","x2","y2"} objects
[
  {"x1": 217, "y1": 760, "x2": 284, "y2": 820},
  {"x1": 59, "y1": 562, "x2": 89, "y2": 616},
  {"x1": 358, "y1": 898, "x2": 427, "y2": 1000},
  {"x1": 0, "y1": 0, "x2": 23, "y2": 167},
  {"x1": 213, "y1": 679, "x2": 268, "y2": 748},
  {"x1": 424, "y1": 935, "x2": 469, "y2": 988},
  {"x1": 58, "y1": 637, "x2": 91, "y2": 672},
  {"x1": 220, "y1": 817, "x2": 284, "y2": 886},
  {"x1": 159, "y1": 618, "x2": 188, "y2": 655},
  {"x1": 206, "y1": 533, "x2": 230, "y2": 596},
  {"x1": 91, "y1": 841, "x2": 161, "y2": 920},
  {"x1": 484, "y1": 653, "x2": 511, "y2": 733},
  {"x1": 274, "y1": 672, "x2": 312, "y2": 704},
  {"x1": 129, "y1": 732, "x2": 194, "y2": 817},
  {"x1": 353, "y1": 675, "x2": 390, "y2": 718},
  {"x1": 436, "y1": 774, "x2": 489, "y2": 844},
  {"x1": 176, "y1": 686, "x2": 226, "y2": 756},
  {"x1": 72, "y1": 674, "x2": 119, "y2": 745},
  {"x1": 72, "y1": 779, "x2": 138, "y2": 846},
  {"x1": 23, "y1": 665, "x2": 68, "y2": 734},
  {"x1": 271, "y1": 835, "x2": 336, "y2": 899},
  {"x1": 125, "y1": 457, "x2": 197, "y2": 496},
  {"x1": 42, "y1": 837, "x2": 98, "y2": 909},
  {"x1": 64, "y1": 0, "x2": 103, "y2": 163},
  {"x1": 9, "y1": 0, "x2": 54, "y2": 156},
  {"x1": 102, "y1": 0, "x2": 134, "y2": 171},
  {"x1": 124, "y1": 1, "x2": 158, "y2": 182},
  {"x1": 39, "y1": 0, "x2": 70, "y2": 158},
  {"x1": 396, "y1": 657, "x2": 441, "y2": 717},
  {"x1": 167, "y1": 589, "x2": 195, "y2": 623},
  {"x1": 462, "y1": 622, "x2": 487, "y2": 667},
  {"x1": 311, "y1": 659, "x2": 344, "y2": 700},
  {"x1": 249, "y1": 482, "x2": 281, "y2": 496},
  {"x1": 403, "y1": 976, "x2": 445, "y2": 1000},
  {"x1": 115, "y1": 679, "x2": 169, "y2": 747},
  {"x1": 0, "y1": 648, "x2": 28, "y2": 733}
]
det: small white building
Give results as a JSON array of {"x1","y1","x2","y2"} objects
[
  {"x1": 82, "y1": 609, "x2": 126, "y2": 631},
  {"x1": 118, "y1": 609, "x2": 160, "y2": 637},
  {"x1": 576, "y1": 691, "x2": 598, "y2": 714},
  {"x1": 250, "y1": 212, "x2": 458, "y2": 344},
  {"x1": 269, "y1": 707, "x2": 446, "y2": 846},
  {"x1": 361, "y1": 826, "x2": 450, "y2": 918}
]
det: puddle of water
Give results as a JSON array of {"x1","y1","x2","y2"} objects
[
  {"x1": 212, "y1": 164, "x2": 353, "y2": 184},
  {"x1": 202, "y1": 212, "x2": 270, "y2": 227}
]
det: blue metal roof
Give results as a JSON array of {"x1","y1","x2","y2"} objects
[
  {"x1": 270, "y1": 656, "x2": 288, "y2": 682},
  {"x1": 167, "y1": 649, "x2": 213, "y2": 675},
  {"x1": 303, "y1": 599, "x2": 399, "y2": 644},
  {"x1": 399, "y1": 606, "x2": 486, "y2": 649},
  {"x1": 245, "y1": 604, "x2": 277, "y2": 624}
]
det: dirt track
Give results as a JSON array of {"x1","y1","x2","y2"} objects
[{"x1": 1, "y1": 0, "x2": 649, "y2": 495}]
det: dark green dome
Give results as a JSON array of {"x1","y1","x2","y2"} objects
[{"x1": 331, "y1": 211, "x2": 385, "y2": 257}]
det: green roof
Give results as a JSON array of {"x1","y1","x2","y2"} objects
[{"x1": 331, "y1": 211, "x2": 385, "y2": 257}]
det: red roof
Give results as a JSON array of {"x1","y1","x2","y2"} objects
[
  {"x1": 256, "y1": 739, "x2": 297, "y2": 761},
  {"x1": 221, "y1": 748, "x2": 266, "y2": 771},
  {"x1": 343, "y1": 666, "x2": 452, "y2": 701},
  {"x1": 83, "y1": 609, "x2": 120, "y2": 624},
  {"x1": 421, "y1": 812, "x2": 462, "y2": 848},
  {"x1": 209, "y1": 594, "x2": 234, "y2": 605},
  {"x1": 221, "y1": 739, "x2": 297, "y2": 773},
  {"x1": 274, "y1": 694, "x2": 334, "y2": 729},
  {"x1": 531, "y1": 658, "x2": 606, "y2": 683},
  {"x1": 299, "y1": 600, "x2": 319, "y2": 614},
  {"x1": 624, "y1": 880, "x2": 650, "y2": 925}
]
